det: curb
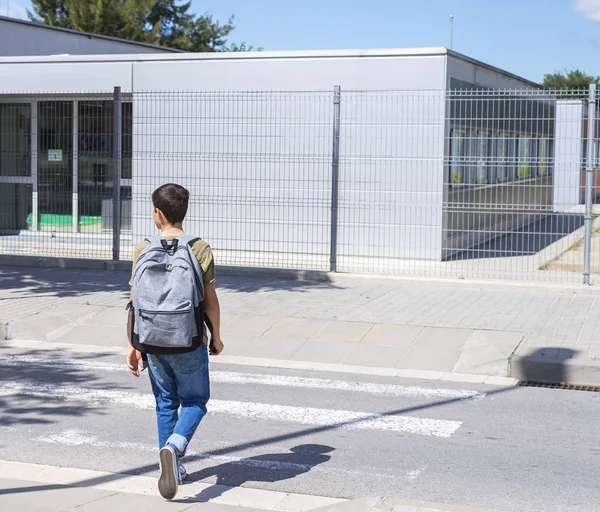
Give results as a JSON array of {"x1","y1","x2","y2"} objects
[
  {"x1": 0, "y1": 255, "x2": 131, "y2": 272},
  {"x1": 0, "y1": 460, "x2": 344, "y2": 511},
  {"x1": 1, "y1": 339, "x2": 518, "y2": 387},
  {"x1": 509, "y1": 351, "x2": 600, "y2": 386},
  {"x1": 0, "y1": 255, "x2": 331, "y2": 281},
  {"x1": 2, "y1": 255, "x2": 600, "y2": 292}
]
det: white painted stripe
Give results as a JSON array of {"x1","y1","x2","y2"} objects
[
  {"x1": 0, "y1": 380, "x2": 461, "y2": 437},
  {"x1": 211, "y1": 400, "x2": 461, "y2": 437},
  {"x1": 35, "y1": 428, "x2": 413, "y2": 481},
  {"x1": 38, "y1": 429, "x2": 312, "y2": 473},
  {"x1": 214, "y1": 372, "x2": 483, "y2": 400},
  {"x1": 0, "y1": 354, "x2": 485, "y2": 400}
]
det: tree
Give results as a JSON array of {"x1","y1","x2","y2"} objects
[
  {"x1": 28, "y1": 0, "x2": 253, "y2": 52},
  {"x1": 543, "y1": 70, "x2": 600, "y2": 93},
  {"x1": 227, "y1": 42, "x2": 263, "y2": 52},
  {"x1": 29, "y1": 0, "x2": 70, "y2": 27}
]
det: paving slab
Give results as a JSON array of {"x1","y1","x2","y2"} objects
[
  {"x1": 71, "y1": 491, "x2": 194, "y2": 511},
  {"x1": 222, "y1": 315, "x2": 280, "y2": 337},
  {"x1": 55, "y1": 325, "x2": 124, "y2": 347},
  {"x1": 452, "y1": 330, "x2": 525, "y2": 377},
  {"x1": 375, "y1": 497, "x2": 510, "y2": 512},
  {"x1": 341, "y1": 344, "x2": 408, "y2": 368},
  {"x1": 310, "y1": 496, "x2": 381, "y2": 511},
  {"x1": 397, "y1": 347, "x2": 462, "y2": 373},
  {"x1": 412, "y1": 328, "x2": 474, "y2": 349},
  {"x1": 3, "y1": 265, "x2": 600, "y2": 384},
  {"x1": 218, "y1": 335, "x2": 257, "y2": 357},
  {"x1": 0, "y1": 479, "x2": 116, "y2": 511},
  {"x1": 265, "y1": 318, "x2": 327, "y2": 339},
  {"x1": 289, "y1": 341, "x2": 355, "y2": 364},
  {"x1": 8, "y1": 314, "x2": 76, "y2": 342},
  {"x1": 361, "y1": 324, "x2": 423, "y2": 347},
  {"x1": 310, "y1": 321, "x2": 374, "y2": 343},
  {"x1": 240, "y1": 337, "x2": 308, "y2": 359}
]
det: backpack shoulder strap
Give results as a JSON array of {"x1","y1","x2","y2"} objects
[
  {"x1": 176, "y1": 233, "x2": 201, "y2": 246},
  {"x1": 145, "y1": 235, "x2": 163, "y2": 247}
]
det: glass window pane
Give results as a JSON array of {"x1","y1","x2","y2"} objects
[
  {"x1": 79, "y1": 100, "x2": 113, "y2": 232},
  {"x1": 0, "y1": 103, "x2": 31, "y2": 177},
  {"x1": 0, "y1": 183, "x2": 32, "y2": 230},
  {"x1": 38, "y1": 101, "x2": 73, "y2": 225}
]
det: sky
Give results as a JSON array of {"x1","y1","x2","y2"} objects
[{"x1": 3, "y1": 0, "x2": 600, "y2": 83}]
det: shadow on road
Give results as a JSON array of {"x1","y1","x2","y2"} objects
[
  {"x1": 216, "y1": 274, "x2": 342, "y2": 294},
  {"x1": 0, "y1": 266, "x2": 342, "y2": 298},
  {"x1": 0, "y1": 347, "x2": 135, "y2": 426},
  {"x1": 0, "y1": 267, "x2": 129, "y2": 299},
  {"x1": 0, "y1": 384, "x2": 516, "y2": 498},
  {"x1": 189, "y1": 444, "x2": 335, "y2": 502}
]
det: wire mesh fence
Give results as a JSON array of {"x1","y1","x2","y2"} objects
[{"x1": 0, "y1": 86, "x2": 598, "y2": 284}]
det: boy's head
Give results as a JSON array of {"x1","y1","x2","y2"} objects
[{"x1": 152, "y1": 183, "x2": 189, "y2": 228}]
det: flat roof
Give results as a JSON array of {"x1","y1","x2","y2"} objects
[
  {"x1": 0, "y1": 43, "x2": 539, "y2": 88},
  {"x1": 0, "y1": 15, "x2": 182, "y2": 53}
]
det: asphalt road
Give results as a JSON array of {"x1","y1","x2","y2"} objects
[{"x1": 0, "y1": 344, "x2": 598, "y2": 512}]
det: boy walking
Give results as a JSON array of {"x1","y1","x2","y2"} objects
[{"x1": 126, "y1": 183, "x2": 224, "y2": 500}]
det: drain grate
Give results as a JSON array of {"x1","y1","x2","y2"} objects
[{"x1": 518, "y1": 381, "x2": 600, "y2": 392}]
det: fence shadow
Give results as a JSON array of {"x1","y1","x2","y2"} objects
[
  {"x1": 0, "y1": 267, "x2": 129, "y2": 298},
  {"x1": 0, "y1": 266, "x2": 341, "y2": 298},
  {"x1": 216, "y1": 274, "x2": 342, "y2": 294}
]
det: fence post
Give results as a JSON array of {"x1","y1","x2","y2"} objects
[
  {"x1": 112, "y1": 86, "x2": 123, "y2": 261},
  {"x1": 330, "y1": 86, "x2": 341, "y2": 272},
  {"x1": 583, "y1": 84, "x2": 596, "y2": 285}
]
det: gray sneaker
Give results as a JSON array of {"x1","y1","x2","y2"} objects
[
  {"x1": 179, "y1": 462, "x2": 188, "y2": 483},
  {"x1": 158, "y1": 444, "x2": 179, "y2": 500}
]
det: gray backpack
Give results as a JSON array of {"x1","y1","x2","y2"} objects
[{"x1": 131, "y1": 234, "x2": 205, "y2": 353}]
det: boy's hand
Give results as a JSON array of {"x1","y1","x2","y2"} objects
[
  {"x1": 209, "y1": 338, "x2": 224, "y2": 356},
  {"x1": 127, "y1": 347, "x2": 144, "y2": 376}
]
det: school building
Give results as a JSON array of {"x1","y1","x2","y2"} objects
[{"x1": 0, "y1": 15, "x2": 596, "y2": 272}]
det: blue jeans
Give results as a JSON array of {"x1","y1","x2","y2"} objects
[{"x1": 147, "y1": 346, "x2": 210, "y2": 455}]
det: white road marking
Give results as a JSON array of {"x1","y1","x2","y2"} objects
[
  {"x1": 0, "y1": 380, "x2": 462, "y2": 437},
  {"x1": 0, "y1": 354, "x2": 485, "y2": 400},
  {"x1": 36, "y1": 428, "x2": 416, "y2": 481},
  {"x1": 38, "y1": 429, "x2": 313, "y2": 473}
]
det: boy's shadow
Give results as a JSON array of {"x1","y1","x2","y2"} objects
[{"x1": 188, "y1": 444, "x2": 334, "y2": 502}]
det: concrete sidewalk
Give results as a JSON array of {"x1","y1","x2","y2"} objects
[
  {"x1": 1, "y1": 264, "x2": 600, "y2": 384},
  {"x1": 0, "y1": 463, "x2": 508, "y2": 512},
  {"x1": 0, "y1": 477, "x2": 506, "y2": 512}
]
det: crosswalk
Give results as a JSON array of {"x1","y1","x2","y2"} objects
[
  {"x1": 0, "y1": 354, "x2": 485, "y2": 400},
  {"x1": 0, "y1": 353, "x2": 483, "y2": 439},
  {"x1": 0, "y1": 349, "x2": 493, "y2": 500}
]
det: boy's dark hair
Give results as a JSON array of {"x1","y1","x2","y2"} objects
[{"x1": 152, "y1": 183, "x2": 189, "y2": 224}]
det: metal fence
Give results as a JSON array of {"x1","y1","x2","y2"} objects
[{"x1": 0, "y1": 86, "x2": 598, "y2": 284}]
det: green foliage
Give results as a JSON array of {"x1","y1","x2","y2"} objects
[
  {"x1": 543, "y1": 70, "x2": 600, "y2": 98},
  {"x1": 28, "y1": 0, "x2": 257, "y2": 52},
  {"x1": 227, "y1": 42, "x2": 263, "y2": 52}
]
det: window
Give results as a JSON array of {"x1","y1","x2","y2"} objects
[{"x1": 0, "y1": 103, "x2": 31, "y2": 177}]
